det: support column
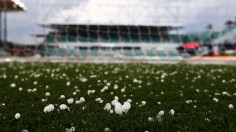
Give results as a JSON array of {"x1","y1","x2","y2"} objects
[
  {"x1": 0, "y1": 12, "x2": 2, "y2": 42},
  {"x1": 3, "y1": 11, "x2": 7, "y2": 44}
]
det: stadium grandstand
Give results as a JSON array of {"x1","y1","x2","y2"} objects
[
  {"x1": 39, "y1": 0, "x2": 184, "y2": 58},
  {"x1": 38, "y1": 0, "x2": 236, "y2": 58}
]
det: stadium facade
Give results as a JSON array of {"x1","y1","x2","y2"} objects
[{"x1": 39, "y1": 0, "x2": 236, "y2": 58}]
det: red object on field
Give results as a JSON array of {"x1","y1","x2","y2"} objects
[{"x1": 184, "y1": 43, "x2": 199, "y2": 49}]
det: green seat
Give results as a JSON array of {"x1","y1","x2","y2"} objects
[
  {"x1": 143, "y1": 35, "x2": 152, "y2": 43},
  {"x1": 130, "y1": 35, "x2": 139, "y2": 43},
  {"x1": 146, "y1": 50, "x2": 156, "y2": 56},
  {"x1": 151, "y1": 35, "x2": 161, "y2": 43},
  {"x1": 121, "y1": 35, "x2": 131, "y2": 43},
  {"x1": 168, "y1": 50, "x2": 179, "y2": 57},
  {"x1": 124, "y1": 49, "x2": 133, "y2": 56},
  {"x1": 56, "y1": 48, "x2": 65, "y2": 56},
  {"x1": 90, "y1": 49, "x2": 99, "y2": 56},
  {"x1": 42, "y1": 48, "x2": 53, "y2": 56},
  {"x1": 134, "y1": 49, "x2": 144, "y2": 56},
  {"x1": 112, "y1": 49, "x2": 122, "y2": 57},
  {"x1": 68, "y1": 37, "x2": 77, "y2": 42},
  {"x1": 157, "y1": 50, "x2": 167, "y2": 57},
  {"x1": 79, "y1": 49, "x2": 87, "y2": 57},
  {"x1": 110, "y1": 34, "x2": 119, "y2": 42},
  {"x1": 170, "y1": 35, "x2": 182, "y2": 43},
  {"x1": 67, "y1": 49, "x2": 75, "y2": 56}
]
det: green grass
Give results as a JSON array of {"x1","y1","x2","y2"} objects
[{"x1": 1, "y1": 63, "x2": 236, "y2": 131}]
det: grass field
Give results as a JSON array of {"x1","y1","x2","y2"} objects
[{"x1": 1, "y1": 63, "x2": 236, "y2": 131}]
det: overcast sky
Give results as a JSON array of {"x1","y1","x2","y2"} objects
[{"x1": 6, "y1": 0, "x2": 236, "y2": 45}]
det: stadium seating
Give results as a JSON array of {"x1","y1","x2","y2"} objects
[
  {"x1": 123, "y1": 49, "x2": 133, "y2": 56},
  {"x1": 67, "y1": 48, "x2": 75, "y2": 56},
  {"x1": 157, "y1": 50, "x2": 167, "y2": 57},
  {"x1": 134, "y1": 49, "x2": 144, "y2": 56},
  {"x1": 146, "y1": 49, "x2": 157, "y2": 56},
  {"x1": 56, "y1": 48, "x2": 65, "y2": 56},
  {"x1": 168, "y1": 50, "x2": 180, "y2": 57},
  {"x1": 79, "y1": 49, "x2": 88, "y2": 57},
  {"x1": 90, "y1": 49, "x2": 99, "y2": 56}
]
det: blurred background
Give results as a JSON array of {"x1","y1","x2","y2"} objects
[{"x1": 1, "y1": 0, "x2": 236, "y2": 58}]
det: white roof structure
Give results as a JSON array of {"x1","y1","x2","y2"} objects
[{"x1": 43, "y1": 0, "x2": 181, "y2": 27}]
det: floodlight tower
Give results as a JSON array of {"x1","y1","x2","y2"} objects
[{"x1": 0, "y1": 0, "x2": 26, "y2": 48}]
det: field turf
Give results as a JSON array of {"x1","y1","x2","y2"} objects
[{"x1": 0, "y1": 63, "x2": 236, "y2": 131}]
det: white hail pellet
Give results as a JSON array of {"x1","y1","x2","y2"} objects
[
  {"x1": 45, "y1": 92, "x2": 50, "y2": 97},
  {"x1": 67, "y1": 98, "x2": 74, "y2": 104},
  {"x1": 60, "y1": 95, "x2": 65, "y2": 99},
  {"x1": 19, "y1": 87, "x2": 23, "y2": 91},
  {"x1": 141, "y1": 101, "x2": 146, "y2": 106},
  {"x1": 104, "y1": 103, "x2": 111, "y2": 111},
  {"x1": 213, "y1": 97, "x2": 218, "y2": 103},
  {"x1": 157, "y1": 110, "x2": 165, "y2": 116},
  {"x1": 169, "y1": 109, "x2": 175, "y2": 115},
  {"x1": 66, "y1": 81, "x2": 70, "y2": 86},
  {"x1": 148, "y1": 117, "x2": 154, "y2": 122},
  {"x1": 10, "y1": 83, "x2": 16, "y2": 88},
  {"x1": 229, "y1": 104, "x2": 234, "y2": 109},
  {"x1": 79, "y1": 97, "x2": 85, "y2": 103},
  {"x1": 15, "y1": 113, "x2": 20, "y2": 119},
  {"x1": 44, "y1": 104, "x2": 54, "y2": 113},
  {"x1": 60, "y1": 104, "x2": 68, "y2": 110}
]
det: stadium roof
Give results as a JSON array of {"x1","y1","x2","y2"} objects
[
  {"x1": 0, "y1": 0, "x2": 26, "y2": 11},
  {"x1": 42, "y1": 0, "x2": 182, "y2": 28}
]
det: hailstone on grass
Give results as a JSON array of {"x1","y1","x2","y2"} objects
[
  {"x1": 15, "y1": 113, "x2": 20, "y2": 119},
  {"x1": 79, "y1": 97, "x2": 85, "y2": 103},
  {"x1": 148, "y1": 117, "x2": 154, "y2": 122},
  {"x1": 60, "y1": 95, "x2": 65, "y2": 99},
  {"x1": 66, "y1": 81, "x2": 71, "y2": 86},
  {"x1": 33, "y1": 81, "x2": 37, "y2": 85},
  {"x1": 121, "y1": 102, "x2": 131, "y2": 113},
  {"x1": 44, "y1": 104, "x2": 54, "y2": 113},
  {"x1": 157, "y1": 110, "x2": 165, "y2": 116},
  {"x1": 67, "y1": 98, "x2": 74, "y2": 104},
  {"x1": 114, "y1": 102, "x2": 123, "y2": 115},
  {"x1": 76, "y1": 97, "x2": 86, "y2": 104},
  {"x1": 32, "y1": 88, "x2": 37, "y2": 92},
  {"x1": 19, "y1": 87, "x2": 23, "y2": 91},
  {"x1": 229, "y1": 104, "x2": 234, "y2": 109},
  {"x1": 111, "y1": 97, "x2": 119, "y2": 106},
  {"x1": 45, "y1": 92, "x2": 50, "y2": 97},
  {"x1": 169, "y1": 109, "x2": 175, "y2": 115},
  {"x1": 127, "y1": 99, "x2": 132, "y2": 103},
  {"x1": 79, "y1": 77, "x2": 88, "y2": 82},
  {"x1": 157, "y1": 110, "x2": 164, "y2": 122},
  {"x1": 121, "y1": 88, "x2": 125, "y2": 93},
  {"x1": 27, "y1": 89, "x2": 32, "y2": 93},
  {"x1": 213, "y1": 97, "x2": 218, "y2": 103},
  {"x1": 205, "y1": 118, "x2": 210, "y2": 122},
  {"x1": 87, "y1": 90, "x2": 95, "y2": 95},
  {"x1": 109, "y1": 110, "x2": 114, "y2": 114},
  {"x1": 60, "y1": 104, "x2": 68, "y2": 110},
  {"x1": 10, "y1": 83, "x2": 16, "y2": 88},
  {"x1": 104, "y1": 103, "x2": 111, "y2": 111},
  {"x1": 141, "y1": 101, "x2": 146, "y2": 106},
  {"x1": 104, "y1": 127, "x2": 111, "y2": 132},
  {"x1": 114, "y1": 85, "x2": 118, "y2": 89},
  {"x1": 95, "y1": 98, "x2": 102, "y2": 102}
]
